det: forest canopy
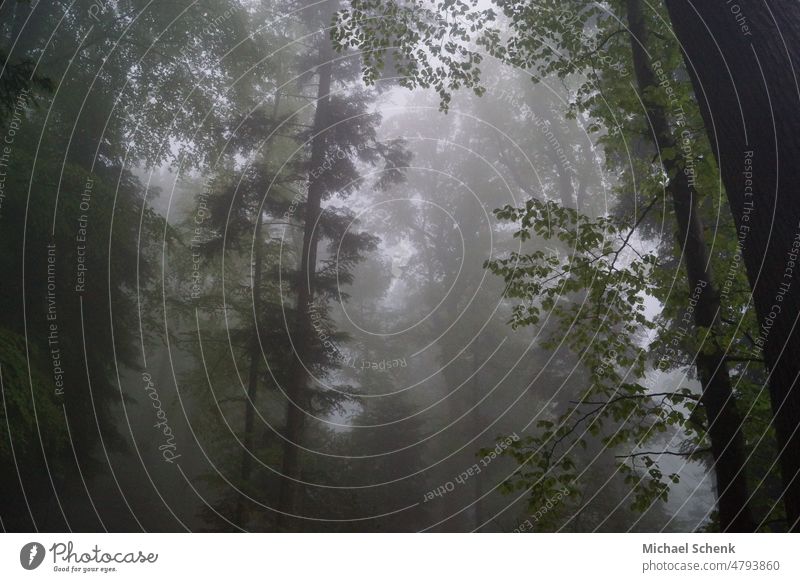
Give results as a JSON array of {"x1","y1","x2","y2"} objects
[{"x1": 2, "y1": 0, "x2": 800, "y2": 534}]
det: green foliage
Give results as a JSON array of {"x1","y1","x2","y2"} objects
[
  {"x1": 333, "y1": 0, "x2": 495, "y2": 110},
  {"x1": 485, "y1": 198, "x2": 705, "y2": 519},
  {"x1": 0, "y1": 329, "x2": 66, "y2": 469}
]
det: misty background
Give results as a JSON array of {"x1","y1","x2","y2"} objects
[{"x1": 2, "y1": 0, "x2": 777, "y2": 533}]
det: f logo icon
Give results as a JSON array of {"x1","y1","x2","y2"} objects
[{"x1": 20, "y1": 542, "x2": 45, "y2": 570}]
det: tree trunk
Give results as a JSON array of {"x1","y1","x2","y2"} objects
[
  {"x1": 236, "y1": 89, "x2": 282, "y2": 526},
  {"x1": 663, "y1": 0, "x2": 800, "y2": 531},
  {"x1": 236, "y1": 215, "x2": 264, "y2": 526},
  {"x1": 627, "y1": 0, "x2": 756, "y2": 532},
  {"x1": 277, "y1": 29, "x2": 334, "y2": 530}
]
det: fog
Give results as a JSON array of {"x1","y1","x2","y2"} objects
[{"x1": 3, "y1": 0, "x2": 779, "y2": 534}]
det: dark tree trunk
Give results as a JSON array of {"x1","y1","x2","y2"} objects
[
  {"x1": 627, "y1": 0, "x2": 756, "y2": 532},
  {"x1": 236, "y1": 90, "x2": 282, "y2": 526},
  {"x1": 277, "y1": 31, "x2": 334, "y2": 530},
  {"x1": 236, "y1": 216, "x2": 264, "y2": 526},
  {"x1": 663, "y1": 0, "x2": 800, "y2": 531}
]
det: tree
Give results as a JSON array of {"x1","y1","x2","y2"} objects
[
  {"x1": 0, "y1": 0, "x2": 257, "y2": 531},
  {"x1": 277, "y1": 2, "x2": 410, "y2": 528},
  {"x1": 624, "y1": 0, "x2": 754, "y2": 532},
  {"x1": 663, "y1": 0, "x2": 800, "y2": 533}
]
